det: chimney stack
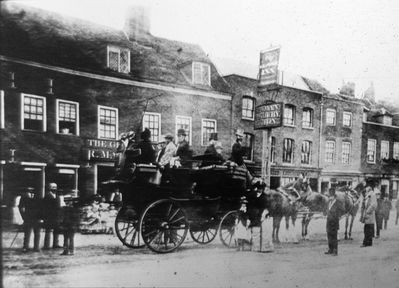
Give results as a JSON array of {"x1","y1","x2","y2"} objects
[
  {"x1": 124, "y1": 6, "x2": 150, "y2": 41},
  {"x1": 339, "y1": 81, "x2": 355, "y2": 97}
]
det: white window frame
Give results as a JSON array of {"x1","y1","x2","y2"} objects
[
  {"x1": 192, "y1": 62, "x2": 211, "y2": 86},
  {"x1": 20, "y1": 93, "x2": 47, "y2": 132},
  {"x1": 282, "y1": 138, "x2": 295, "y2": 164},
  {"x1": 97, "y1": 105, "x2": 118, "y2": 140},
  {"x1": 175, "y1": 115, "x2": 192, "y2": 144},
  {"x1": 326, "y1": 109, "x2": 336, "y2": 126},
  {"x1": 394, "y1": 142, "x2": 399, "y2": 160},
  {"x1": 142, "y1": 112, "x2": 162, "y2": 143},
  {"x1": 270, "y1": 136, "x2": 276, "y2": 164},
  {"x1": 56, "y1": 99, "x2": 80, "y2": 136},
  {"x1": 343, "y1": 111, "x2": 352, "y2": 127},
  {"x1": 242, "y1": 96, "x2": 255, "y2": 120},
  {"x1": 0, "y1": 90, "x2": 4, "y2": 129},
  {"x1": 107, "y1": 45, "x2": 130, "y2": 73},
  {"x1": 325, "y1": 141, "x2": 335, "y2": 163},
  {"x1": 243, "y1": 132, "x2": 254, "y2": 162},
  {"x1": 302, "y1": 107, "x2": 313, "y2": 129},
  {"x1": 367, "y1": 139, "x2": 377, "y2": 164},
  {"x1": 283, "y1": 105, "x2": 296, "y2": 126},
  {"x1": 201, "y1": 118, "x2": 217, "y2": 146},
  {"x1": 301, "y1": 140, "x2": 312, "y2": 165},
  {"x1": 381, "y1": 140, "x2": 390, "y2": 160},
  {"x1": 342, "y1": 141, "x2": 351, "y2": 164}
]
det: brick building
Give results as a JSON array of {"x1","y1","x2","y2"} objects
[
  {"x1": 0, "y1": 2, "x2": 232, "y2": 206},
  {"x1": 362, "y1": 108, "x2": 399, "y2": 199},
  {"x1": 317, "y1": 92, "x2": 364, "y2": 192},
  {"x1": 228, "y1": 71, "x2": 367, "y2": 192}
]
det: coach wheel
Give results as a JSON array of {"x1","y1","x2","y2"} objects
[
  {"x1": 139, "y1": 199, "x2": 188, "y2": 253},
  {"x1": 115, "y1": 206, "x2": 144, "y2": 248},
  {"x1": 219, "y1": 210, "x2": 240, "y2": 248},
  {"x1": 189, "y1": 217, "x2": 218, "y2": 244}
]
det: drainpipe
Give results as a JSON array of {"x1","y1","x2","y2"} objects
[{"x1": 318, "y1": 96, "x2": 323, "y2": 193}]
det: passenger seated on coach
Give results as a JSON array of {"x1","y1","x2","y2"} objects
[
  {"x1": 135, "y1": 128, "x2": 156, "y2": 164},
  {"x1": 156, "y1": 134, "x2": 177, "y2": 168},
  {"x1": 200, "y1": 141, "x2": 225, "y2": 167},
  {"x1": 174, "y1": 129, "x2": 193, "y2": 168}
]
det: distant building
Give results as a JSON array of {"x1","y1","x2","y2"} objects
[
  {"x1": 362, "y1": 108, "x2": 399, "y2": 199},
  {"x1": 0, "y1": 2, "x2": 232, "y2": 206},
  {"x1": 319, "y1": 93, "x2": 363, "y2": 193}
]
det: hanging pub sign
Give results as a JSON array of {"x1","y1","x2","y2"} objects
[
  {"x1": 254, "y1": 102, "x2": 284, "y2": 129},
  {"x1": 259, "y1": 46, "x2": 280, "y2": 86}
]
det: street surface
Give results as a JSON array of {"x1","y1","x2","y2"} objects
[{"x1": 2, "y1": 210, "x2": 399, "y2": 288}]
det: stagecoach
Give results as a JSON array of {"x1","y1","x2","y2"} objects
[{"x1": 112, "y1": 159, "x2": 251, "y2": 253}]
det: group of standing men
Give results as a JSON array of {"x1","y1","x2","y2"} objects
[
  {"x1": 325, "y1": 179, "x2": 393, "y2": 256},
  {"x1": 18, "y1": 183, "x2": 78, "y2": 255}
]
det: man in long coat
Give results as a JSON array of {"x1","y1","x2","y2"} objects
[
  {"x1": 360, "y1": 186, "x2": 377, "y2": 247},
  {"x1": 325, "y1": 188, "x2": 342, "y2": 256}
]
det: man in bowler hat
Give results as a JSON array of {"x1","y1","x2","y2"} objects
[
  {"x1": 175, "y1": 128, "x2": 192, "y2": 166},
  {"x1": 19, "y1": 187, "x2": 42, "y2": 252}
]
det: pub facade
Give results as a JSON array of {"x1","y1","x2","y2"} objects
[{"x1": 0, "y1": 2, "x2": 232, "y2": 208}]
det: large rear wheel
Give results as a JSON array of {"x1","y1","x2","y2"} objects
[
  {"x1": 115, "y1": 206, "x2": 144, "y2": 248},
  {"x1": 139, "y1": 199, "x2": 188, "y2": 253},
  {"x1": 219, "y1": 210, "x2": 240, "y2": 248}
]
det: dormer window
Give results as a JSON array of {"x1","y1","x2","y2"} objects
[
  {"x1": 383, "y1": 115, "x2": 392, "y2": 126},
  {"x1": 107, "y1": 46, "x2": 130, "y2": 73},
  {"x1": 192, "y1": 62, "x2": 210, "y2": 86}
]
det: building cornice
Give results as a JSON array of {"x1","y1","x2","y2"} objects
[
  {"x1": 0, "y1": 55, "x2": 232, "y2": 101},
  {"x1": 363, "y1": 121, "x2": 399, "y2": 129}
]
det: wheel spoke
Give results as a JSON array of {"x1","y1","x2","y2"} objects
[
  {"x1": 168, "y1": 208, "x2": 181, "y2": 222},
  {"x1": 169, "y1": 215, "x2": 185, "y2": 225},
  {"x1": 148, "y1": 230, "x2": 163, "y2": 245}
]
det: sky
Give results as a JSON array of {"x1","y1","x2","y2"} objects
[{"x1": 15, "y1": 0, "x2": 399, "y2": 103}]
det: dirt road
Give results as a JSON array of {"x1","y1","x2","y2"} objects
[{"x1": 3, "y1": 212, "x2": 399, "y2": 288}]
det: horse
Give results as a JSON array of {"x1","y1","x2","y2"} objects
[
  {"x1": 247, "y1": 189, "x2": 298, "y2": 243},
  {"x1": 336, "y1": 186, "x2": 362, "y2": 240},
  {"x1": 299, "y1": 184, "x2": 361, "y2": 240}
]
